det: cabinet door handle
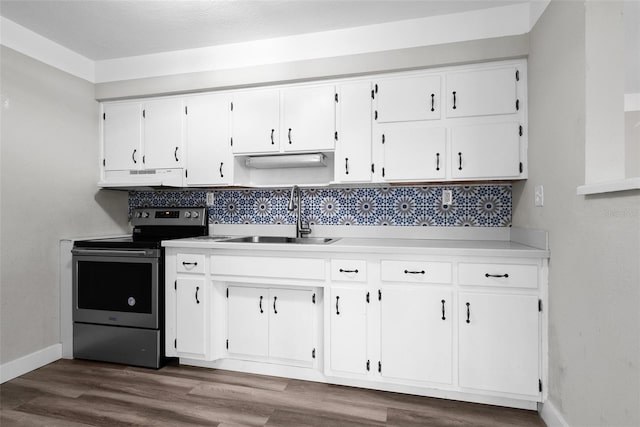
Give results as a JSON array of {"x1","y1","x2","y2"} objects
[
  {"x1": 485, "y1": 273, "x2": 509, "y2": 278},
  {"x1": 182, "y1": 261, "x2": 198, "y2": 266},
  {"x1": 288, "y1": 128, "x2": 292, "y2": 144},
  {"x1": 270, "y1": 128, "x2": 275, "y2": 145},
  {"x1": 466, "y1": 302, "x2": 471, "y2": 323},
  {"x1": 273, "y1": 296, "x2": 278, "y2": 314},
  {"x1": 441, "y1": 299, "x2": 446, "y2": 320},
  {"x1": 174, "y1": 147, "x2": 179, "y2": 162},
  {"x1": 458, "y1": 152, "x2": 463, "y2": 170},
  {"x1": 336, "y1": 296, "x2": 340, "y2": 315},
  {"x1": 195, "y1": 286, "x2": 200, "y2": 304},
  {"x1": 219, "y1": 162, "x2": 224, "y2": 178},
  {"x1": 452, "y1": 91, "x2": 457, "y2": 109},
  {"x1": 404, "y1": 269, "x2": 425, "y2": 275},
  {"x1": 345, "y1": 158, "x2": 349, "y2": 175},
  {"x1": 132, "y1": 149, "x2": 137, "y2": 164},
  {"x1": 339, "y1": 268, "x2": 358, "y2": 273},
  {"x1": 259, "y1": 295, "x2": 263, "y2": 313},
  {"x1": 430, "y1": 93, "x2": 435, "y2": 112},
  {"x1": 436, "y1": 153, "x2": 440, "y2": 171}
]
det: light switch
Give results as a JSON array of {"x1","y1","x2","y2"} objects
[
  {"x1": 206, "y1": 192, "x2": 215, "y2": 206},
  {"x1": 534, "y1": 185, "x2": 544, "y2": 207},
  {"x1": 442, "y1": 190, "x2": 453, "y2": 205}
]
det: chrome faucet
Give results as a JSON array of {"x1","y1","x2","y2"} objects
[{"x1": 288, "y1": 185, "x2": 312, "y2": 238}]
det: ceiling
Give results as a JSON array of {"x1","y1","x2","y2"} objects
[{"x1": 0, "y1": 0, "x2": 530, "y2": 60}]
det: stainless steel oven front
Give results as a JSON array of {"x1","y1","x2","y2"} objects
[
  {"x1": 72, "y1": 247, "x2": 161, "y2": 328},
  {"x1": 71, "y1": 247, "x2": 164, "y2": 368}
]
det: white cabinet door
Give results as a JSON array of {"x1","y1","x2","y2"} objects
[
  {"x1": 375, "y1": 75, "x2": 441, "y2": 122},
  {"x1": 227, "y1": 286, "x2": 269, "y2": 358},
  {"x1": 176, "y1": 278, "x2": 209, "y2": 359},
  {"x1": 103, "y1": 102, "x2": 142, "y2": 171},
  {"x1": 269, "y1": 288, "x2": 314, "y2": 363},
  {"x1": 231, "y1": 89, "x2": 280, "y2": 154},
  {"x1": 379, "y1": 126, "x2": 446, "y2": 181},
  {"x1": 330, "y1": 286, "x2": 368, "y2": 375},
  {"x1": 185, "y1": 94, "x2": 233, "y2": 186},
  {"x1": 451, "y1": 122, "x2": 521, "y2": 179},
  {"x1": 446, "y1": 66, "x2": 518, "y2": 118},
  {"x1": 380, "y1": 287, "x2": 452, "y2": 384},
  {"x1": 282, "y1": 85, "x2": 336, "y2": 152},
  {"x1": 459, "y1": 292, "x2": 540, "y2": 396},
  {"x1": 143, "y1": 98, "x2": 184, "y2": 169},
  {"x1": 335, "y1": 82, "x2": 372, "y2": 183}
]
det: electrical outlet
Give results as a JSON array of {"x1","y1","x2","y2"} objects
[
  {"x1": 534, "y1": 185, "x2": 544, "y2": 207},
  {"x1": 206, "y1": 192, "x2": 215, "y2": 206},
  {"x1": 442, "y1": 189, "x2": 453, "y2": 205}
]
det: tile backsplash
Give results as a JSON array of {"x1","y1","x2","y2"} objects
[{"x1": 129, "y1": 184, "x2": 512, "y2": 227}]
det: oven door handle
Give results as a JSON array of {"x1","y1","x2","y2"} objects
[{"x1": 71, "y1": 249, "x2": 155, "y2": 257}]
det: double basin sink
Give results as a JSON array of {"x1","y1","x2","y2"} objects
[{"x1": 196, "y1": 235, "x2": 338, "y2": 245}]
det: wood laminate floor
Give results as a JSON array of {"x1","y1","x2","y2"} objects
[{"x1": 0, "y1": 359, "x2": 545, "y2": 427}]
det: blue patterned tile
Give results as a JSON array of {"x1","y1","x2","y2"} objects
[{"x1": 129, "y1": 184, "x2": 511, "y2": 228}]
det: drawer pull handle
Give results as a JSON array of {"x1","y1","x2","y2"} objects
[
  {"x1": 466, "y1": 302, "x2": 471, "y2": 323},
  {"x1": 485, "y1": 273, "x2": 509, "y2": 278},
  {"x1": 339, "y1": 268, "x2": 359, "y2": 273},
  {"x1": 404, "y1": 270, "x2": 425, "y2": 275},
  {"x1": 441, "y1": 299, "x2": 446, "y2": 320},
  {"x1": 259, "y1": 295, "x2": 263, "y2": 313},
  {"x1": 182, "y1": 261, "x2": 198, "y2": 266},
  {"x1": 273, "y1": 296, "x2": 278, "y2": 314},
  {"x1": 195, "y1": 286, "x2": 200, "y2": 304},
  {"x1": 336, "y1": 296, "x2": 340, "y2": 315}
]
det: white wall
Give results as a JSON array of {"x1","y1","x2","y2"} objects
[
  {"x1": 0, "y1": 46, "x2": 129, "y2": 364},
  {"x1": 513, "y1": 1, "x2": 640, "y2": 425}
]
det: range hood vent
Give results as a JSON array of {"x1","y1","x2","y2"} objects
[{"x1": 245, "y1": 153, "x2": 327, "y2": 169}]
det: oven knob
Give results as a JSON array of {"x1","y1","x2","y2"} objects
[
  {"x1": 135, "y1": 212, "x2": 142, "y2": 218},
  {"x1": 142, "y1": 212, "x2": 149, "y2": 218},
  {"x1": 184, "y1": 211, "x2": 191, "y2": 218},
  {"x1": 128, "y1": 297, "x2": 136, "y2": 307},
  {"x1": 192, "y1": 211, "x2": 200, "y2": 218}
]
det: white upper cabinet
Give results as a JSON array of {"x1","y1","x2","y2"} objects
[
  {"x1": 282, "y1": 85, "x2": 336, "y2": 152},
  {"x1": 335, "y1": 82, "x2": 373, "y2": 183},
  {"x1": 375, "y1": 75, "x2": 441, "y2": 123},
  {"x1": 446, "y1": 66, "x2": 519, "y2": 118},
  {"x1": 451, "y1": 122, "x2": 521, "y2": 179},
  {"x1": 103, "y1": 102, "x2": 142, "y2": 171},
  {"x1": 231, "y1": 89, "x2": 280, "y2": 155},
  {"x1": 143, "y1": 98, "x2": 185, "y2": 169},
  {"x1": 377, "y1": 125, "x2": 446, "y2": 181},
  {"x1": 185, "y1": 94, "x2": 233, "y2": 186}
]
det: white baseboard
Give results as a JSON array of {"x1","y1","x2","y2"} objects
[
  {"x1": 0, "y1": 344, "x2": 62, "y2": 384},
  {"x1": 539, "y1": 400, "x2": 570, "y2": 427}
]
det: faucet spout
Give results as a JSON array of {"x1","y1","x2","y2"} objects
[{"x1": 287, "y1": 185, "x2": 311, "y2": 238}]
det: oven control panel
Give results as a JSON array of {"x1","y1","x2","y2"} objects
[{"x1": 131, "y1": 207, "x2": 207, "y2": 226}]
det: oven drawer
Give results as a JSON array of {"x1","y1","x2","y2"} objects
[{"x1": 177, "y1": 253, "x2": 205, "y2": 274}]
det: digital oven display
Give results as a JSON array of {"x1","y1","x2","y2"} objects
[{"x1": 155, "y1": 210, "x2": 180, "y2": 219}]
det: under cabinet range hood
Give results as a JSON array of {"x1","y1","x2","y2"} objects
[{"x1": 245, "y1": 153, "x2": 327, "y2": 169}]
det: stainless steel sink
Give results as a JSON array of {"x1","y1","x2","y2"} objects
[{"x1": 221, "y1": 236, "x2": 338, "y2": 245}]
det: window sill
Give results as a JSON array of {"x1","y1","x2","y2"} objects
[{"x1": 577, "y1": 177, "x2": 640, "y2": 195}]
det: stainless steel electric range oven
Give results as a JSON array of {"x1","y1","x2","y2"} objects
[{"x1": 71, "y1": 207, "x2": 208, "y2": 368}]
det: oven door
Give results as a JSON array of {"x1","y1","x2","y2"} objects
[{"x1": 72, "y1": 248, "x2": 160, "y2": 329}]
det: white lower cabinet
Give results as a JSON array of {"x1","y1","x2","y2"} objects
[
  {"x1": 380, "y1": 286, "x2": 453, "y2": 384},
  {"x1": 329, "y1": 286, "x2": 368, "y2": 376},
  {"x1": 227, "y1": 286, "x2": 316, "y2": 364},
  {"x1": 176, "y1": 278, "x2": 209, "y2": 358},
  {"x1": 458, "y1": 292, "x2": 540, "y2": 397}
]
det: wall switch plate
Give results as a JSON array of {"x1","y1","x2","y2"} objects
[
  {"x1": 534, "y1": 185, "x2": 544, "y2": 207},
  {"x1": 206, "y1": 192, "x2": 215, "y2": 206},
  {"x1": 442, "y1": 189, "x2": 453, "y2": 205}
]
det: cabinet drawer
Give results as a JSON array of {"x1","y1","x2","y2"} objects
[
  {"x1": 331, "y1": 260, "x2": 367, "y2": 282},
  {"x1": 212, "y1": 256, "x2": 325, "y2": 280},
  {"x1": 177, "y1": 253, "x2": 205, "y2": 274},
  {"x1": 458, "y1": 263, "x2": 538, "y2": 288},
  {"x1": 380, "y1": 260, "x2": 452, "y2": 284}
]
